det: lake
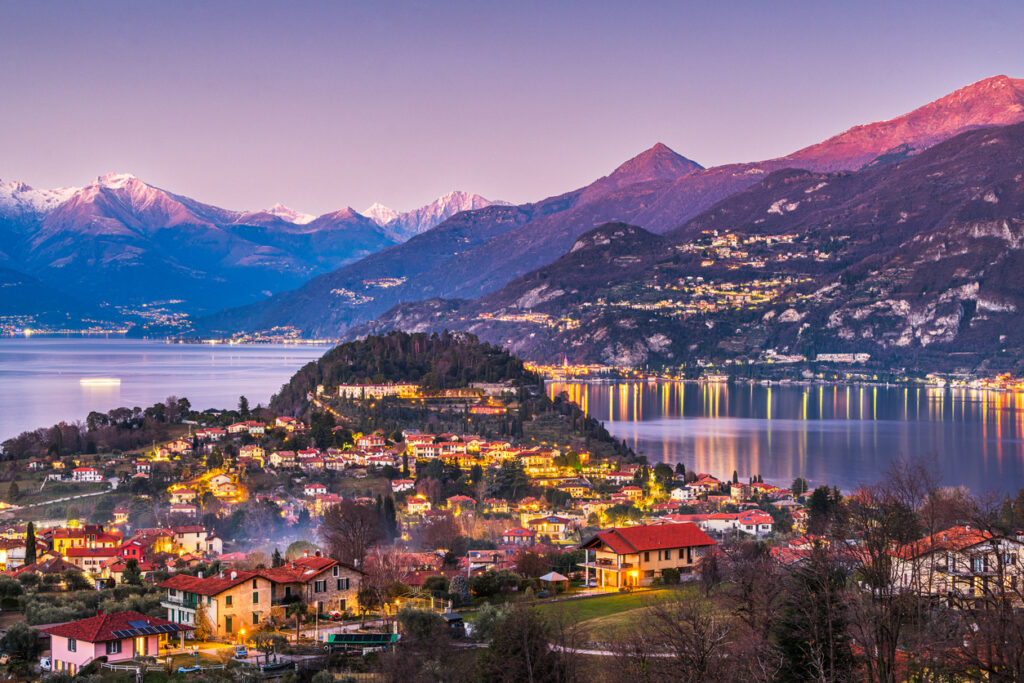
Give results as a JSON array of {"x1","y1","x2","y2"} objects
[
  {"x1": 547, "y1": 380, "x2": 1024, "y2": 495},
  {"x1": 0, "y1": 338, "x2": 330, "y2": 441}
]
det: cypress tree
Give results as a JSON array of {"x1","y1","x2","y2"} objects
[{"x1": 24, "y1": 522, "x2": 36, "y2": 565}]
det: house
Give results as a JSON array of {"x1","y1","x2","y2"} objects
[
  {"x1": 891, "y1": 525, "x2": 1024, "y2": 599},
  {"x1": 270, "y1": 450, "x2": 297, "y2": 468},
  {"x1": 43, "y1": 611, "x2": 191, "y2": 676},
  {"x1": 619, "y1": 485, "x2": 643, "y2": 502},
  {"x1": 169, "y1": 488, "x2": 198, "y2": 505},
  {"x1": 168, "y1": 503, "x2": 199, "y2": 519},
  {"x1": 275, "y1": 416, "x2": 302, "y2": 431},
  {"x1": 170, "y1": 526, "x2": 223, "y2": 556},
  {"x1": 103, "y1": 559, "x2": 159, "y2": 584},
  {"x1": 0, "y1": 538, "x2": 47, "y2": 571},
  {"x1": 502, "y1": 527, "x2": 536, "y2": 545},
  {"x1": 579, "y1": 523, "x2": 717, "y2": 588},
  {"x1": 71, "y1": 467, "x2": 103, "y2": 483},
  {"x1": 159, "y1": 570, "x2": 271, "y2": 638},
  {"x1": 446, "y1": 495, "x2": 476, "y2": 514},
  {"x1": 670, "y1": 486, "x2": 695, "y2": 501},
  {"x1": 527, "y1": 516, "x2": 575, "y2": 544},
  {"x1": 134, "y1": 461, "x2": 152, "y2": 475},
  {"x1": 166, "y1": 439, "x2": 193, "y2": 455},
  {"x1": 50, "y1": 526, "x2": 122, "y2": 554},
  {"x1": 65, "y1": 547, "x2": 121, "y2": 575},
  {"x1": 390, "y1": 479, "x2": 415, "y2": 493},
  {"x1": 406, "y1": 496, "x2": 432, "y2": 515},
  {"x1": 304, "y1": 483, "x2": 328, "y2": 498},
  {"x1": 257, "y1": 554, "x2": 362, "y2": 616},
  {"x1": 357, "y1": 434, "x2": 386, "y2": 449}
]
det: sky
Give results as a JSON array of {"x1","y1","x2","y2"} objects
[{"x1": 2, "y1": 1, "x2": 1023, "y2": 215}]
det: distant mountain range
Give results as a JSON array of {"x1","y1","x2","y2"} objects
[
  {"x1": 196, "y1": 74, "x2": 1024, "y2": 349},
  {"x1": 353, "y1": 118, "x2": 1024, "y2": 372},
  {"x1": 362, "y1": 191, "x2": 500, "y2": 241},
  {"x1": 0, "y1": 175, "x2": 494, "y2": 325}
]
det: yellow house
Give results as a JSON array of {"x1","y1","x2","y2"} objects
[
  {"x1": 160, "y1": 571, "x2": 273, "y2": 639},
  {"x1": 580, "y1": 523, "x2": 717, "y2": 588}
]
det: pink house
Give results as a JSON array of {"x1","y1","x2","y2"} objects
[{"x1": 43, "y1": 611, "x2": 191, "y2": 676}]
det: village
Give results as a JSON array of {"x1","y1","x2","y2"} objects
[{"x1": 1, "y1": 325, "x2": 1023, "y2": 682}]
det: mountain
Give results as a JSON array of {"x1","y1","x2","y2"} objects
[
  {"x1": 355, "y1": 120, "x2": 1024, "y2": 371},
  {"x1": 362, "y1": 191, "x2": 500, "y2": 240},
  {"x1": 201, "y1": 75, "x2": 1024, "y2": 339},
  {"x1": 0, "y1": 174, "x2": 399, "y2": 320}
]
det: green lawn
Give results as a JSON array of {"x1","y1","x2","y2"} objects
[{"x1": 533, "y1": 588, "x2": 675, "y2": 623}]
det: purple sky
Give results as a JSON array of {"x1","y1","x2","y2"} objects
[{"x1": 2, "y1": 1, "x2": 1022, "y2": 215}]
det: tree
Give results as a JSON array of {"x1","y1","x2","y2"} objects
[
  {"x1": 251, "y1": 631, "x2": 286, "y2": 665},
  {"x1": 478, "y1": 605, "x2": 574, "y2": 683},
  {"x1": 271, "y1": 548, "x2": 284, "y2": 568},
  {"x1": 7, "y1": 481, "x2": 19, "y2": 501},
  {"x1": 515, "y1": 550, "x2": 549, "y2": 578},
  {"x1": 1, "y1": 622, "x2": 39, "y2": 659},
  {"x1": 194, "y1": 600, "x2": 214, "y2": 641},
  {"x1": 238, "y1": 395, "x2": 250, "y2": 417},
  {"x1": 320, "y1": 501, "x2": 383, "y2": 567},
  {"x1": 284, "y1": 600, "x2": 307, "y2": 644},
  {"x1": 310, "y1": 411, "x2": 336, "y2": 450},
  {"x1": 285, "y1": 540, "x2": 317, "y2": 560},
  {"x1": 24, "y1": 522, "x2": 36, "y2": 565},
  {"x1": 791, "y1": 477, "x2": 809, "y2": 497},
  {"x1": 449, "y1": 575, "x2": 470, "y2": 606},
  {"x1": 774, "y1": 546, "x2": 855, "y2": 682},
  {"x1": 121, "y1": 558, "x2": 143, "y2": 586},
  {"x1": 653, "y1": 463, "x2": 674, "y2": 488},
  {"x1": 732, "y1": 470, "x2": 739, "y2": 485},
  {"x1": 397, "y1": 607, "x2": 446, "y2": 641}
]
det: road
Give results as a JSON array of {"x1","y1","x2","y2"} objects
[{"x1": 10, "y1": 478, "x2": 118, "y2": 510}]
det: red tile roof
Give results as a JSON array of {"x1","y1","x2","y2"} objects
[
  {"x1": 158, "y1": 571, "x2": 256, "y2": 596},
  {"x1": 65, "y1": 547, "x2": 120, "y2": 558},
  {"x1": 894, "y1": 526, "x2": 997, "y2": 560},
  {"x1": 582, "y1": 523, "x2": 716, "y2": 554},
  {"x1": 43, "y1": 611, "x2": 190, "y2": 643}
]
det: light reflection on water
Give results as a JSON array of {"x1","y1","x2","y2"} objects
[{"x1": 548, "y1": 380, "x2": 1024, "y2": 494}]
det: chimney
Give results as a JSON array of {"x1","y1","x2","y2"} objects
[
  {"x1": 230, "y1": 571, "x2": 237, "y2": 580},
  {"x1": 97, "y1": 609, "x2": 103, "y2": 616},
  {"x1": 303, "y1": 550, "x2": 309, "y2": 557},
  {"x1": 291, "y1": 562, "x2": 296, "y2": 569},
  {"x1": 219, "y1": 571, "x2": 225, "y2": 579},
  {"x1": 197, "y1": 571, "x2": 204, "y2": 579}
]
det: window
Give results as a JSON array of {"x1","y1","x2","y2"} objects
[
  {"x1": 252, "y1": 579, "x2": 258, "y2": 589},
  {"x1": 1004, "y1": 553, "x2": 1016, "y2": 565},
  {"x1": 315, "y1": 580, "x2": 326, "y2": 593},
  {"x1": 337, "y1": 578, "x2": 349, "y2": 591},
  {"x1": 225, "y1": 617, "x2": 233, "y2": 633},
  {"x1": 67, "y1": 638, "x2": 77, "y2": 653},
  {"x1": 252, "y1": 612, "x2": 259, "y2": 625},
  {"x1": 106, "y1": 640, "x2": 122, "y2": 655},
  {"x1": 168, "y1": 589, "x2": 177, "y2": 597},
  {"x1": 252, "y1": 591, "x2": 259, "y2": 604},
  {"x1": 665, "y1": 549, "x2": 672, "y2": 560},
  {"x1": 226, "y1": 595, "x2": 233, "y2": 607},
  {"x1": 333, "y1": 566, "x2": 339, "y2": 577},
  {"x1": 972, "y1": 557, "x2": 985, "y2": 573},
  {"x1": 644, "y1": 551, "x2": 650, "y2": 562}
]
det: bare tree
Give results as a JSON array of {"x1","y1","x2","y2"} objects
[{"x1": 320, "y1": 500, "x2": 383, "y2": 568}]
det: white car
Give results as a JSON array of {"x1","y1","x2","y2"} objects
[{"x1": 39, "y1": 656, "x2": 51, "y2": 671}]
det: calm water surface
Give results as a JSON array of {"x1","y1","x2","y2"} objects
[
  {"x1": 548, "y1": 380, "x2": 1024, "y2": 495},
  {"x1": 0, "y1": 338, "x2": 329, "y2": 441}
]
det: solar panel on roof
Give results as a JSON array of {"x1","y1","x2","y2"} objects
[
  {"x1": 127, "y1": 620, "x2": 150, "y2": 629},
  {"x1": 111, "y1": 630, "x2": 130, "y2": 639}
]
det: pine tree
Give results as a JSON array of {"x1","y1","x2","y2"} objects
[
  {"x1": 24, "y1": 523, "x2": 36, "y2": 565},
  {"x1": 732, "y1": 470, "x2": 739, "y2": 485},
  {"x1": 272, "y1": 548, "x2": 284, "y2": 568},
  {"x1": 122, "y1": 558, "x2": 143, "y2": 585},
  {"x1": 7, "y1": 481, "x2": 19, "y2": 501}
]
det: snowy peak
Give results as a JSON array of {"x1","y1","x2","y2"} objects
[
  {"x1": 0, "y1": 179, "x2": 79, "y2": 217},
  {"x1": 265, "y1": 202, "x2": 315, "y2": 225},
  {"x1": 362, "y1": 202, "x2": 400, "y2": 227},
  {"x1": 361, "y1": 191, "x2": 499, "y2": 240}
]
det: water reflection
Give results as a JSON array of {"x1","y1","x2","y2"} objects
[{"x1": 549, "y1": 380, "x2": 1024, "y2": 494}]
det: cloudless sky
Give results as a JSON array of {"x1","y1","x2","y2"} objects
[{"x1": 1, "y1": 1, "x2": 1022, "y2": 214}]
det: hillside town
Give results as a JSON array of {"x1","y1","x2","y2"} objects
[{"x1": 0, "y1": 332, "x2": 1023, "y2": 681}]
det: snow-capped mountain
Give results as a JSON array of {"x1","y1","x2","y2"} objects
[
  {"x1": 265, "y1": 202, "x2": 315, "y2": 225},
  {"x1": 0, "y1": 179, "x2": 79, "y2": 218},
  {"x1": 362, "y1": 191, "x2": 499, "y2": 240}
]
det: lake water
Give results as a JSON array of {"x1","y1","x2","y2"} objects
[
  {"x1": 0, "y1": 338, "x2": 330, "y2": 441},
  {"x1": 547, "y1": 380, "x2": 1024, "y2": 495}
]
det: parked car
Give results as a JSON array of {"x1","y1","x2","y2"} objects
[
  {"x1": 234, "y1": 645, "x2": 248, "y2": 659},
  {"x1": 39, "y1": 656, "x2": 51, "y2": 671}
]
